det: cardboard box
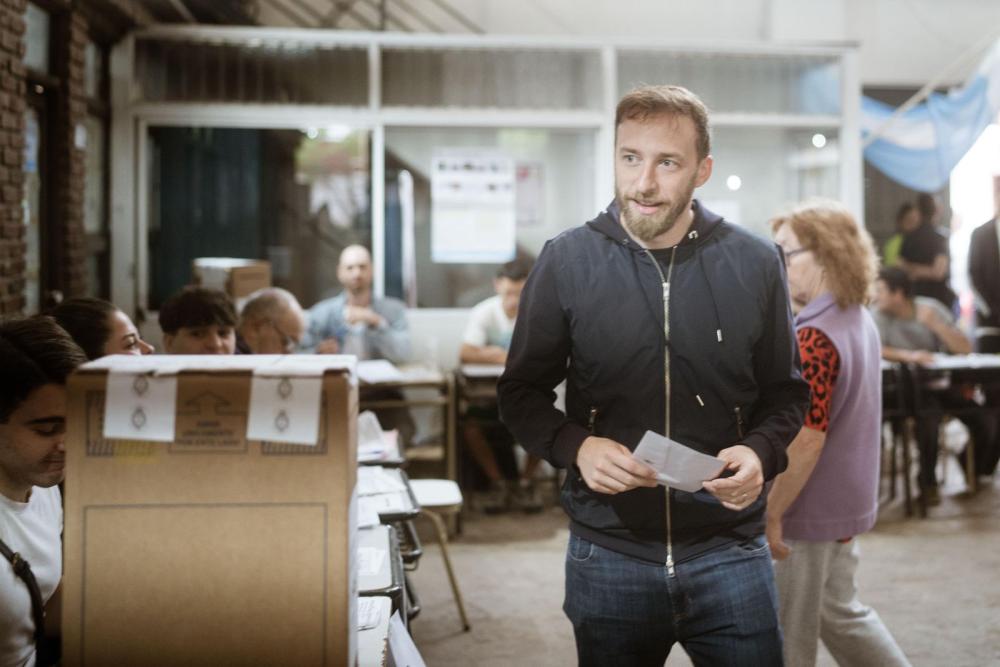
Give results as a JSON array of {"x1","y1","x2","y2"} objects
[
  {"x1": 192, "y1": 258, "x2": 272, "y2": 304},
  {"x1": 62, "y1": 357, "x2": 358, "y2": 667}
]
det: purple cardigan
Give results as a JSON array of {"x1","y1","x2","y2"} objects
[{"x1": 782, "y1": 292, "x2": 882, "y2": 541}]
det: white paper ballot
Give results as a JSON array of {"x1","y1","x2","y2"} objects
[
  {"x1": 632, "y1": 431, "x2": 726, "y2": 493},
  {"x1": 356, "y1": 497, "x2": 383, "y2": 528},
  {"x1": 357, "y1": 467, "x2": 408, "y2": 495},
  {"x1": 358, "y1": 547, "x2": 387, "y2": 577},
  {"x1": 357, "y1": 360, "x2": 403, "y2": 384},
  {"x1": 357, "y1": 597, "x2": 382, "y2": 630}
]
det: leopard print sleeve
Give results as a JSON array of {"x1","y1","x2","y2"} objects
[{"x1": 796, "y1": 326, "x2": 840, "y2": 433}]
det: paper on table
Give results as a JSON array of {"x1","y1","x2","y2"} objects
[
  {"x1": 632, "y1": 431, "x2": 726, "y2": 493},
  {"x1": 365, "y1": 492, "x2": 411, "y2": 516},
  {"x1": 357, "y1": 597, "x2": 382, "y2": 630},
  {"x1": 103, "y1": 370, "x2": 178, "y2": 442},
  {"x1": 357, "y1": 360, "x2": 403, "y2": 384},
  {"x1": 357, "y1": 467, "x2": 408, "y2": 495},
  {"x1": 358, "y1": 547, "x2": 387, "y2": 577},
  {"x1": 357, "y1": 497, "x2": 383, "y2": 528}
]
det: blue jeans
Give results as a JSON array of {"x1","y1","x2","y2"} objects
[{"x1": 563, "y1": 533, "x2": 783, "y2": 666}]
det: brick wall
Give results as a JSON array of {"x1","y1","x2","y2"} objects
[
  {"x1": 0, "y1": 0, "x2": 25, "y2": 315},
  {"x1": 50, "y1": 8, "x2": 88, "y2": 300}
]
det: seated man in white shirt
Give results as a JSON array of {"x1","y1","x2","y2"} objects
[
  {"x1": 460, "y1": 257, "x2": 543, "y2": 513},
  {"x1": 0, "y1": 316, "x2": 87, "y2": 667}
]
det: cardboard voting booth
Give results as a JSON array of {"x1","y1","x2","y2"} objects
[
  {"x1": 62, "y1": 355, "x2": 358, "y2": 667},
  {"x1": 192, "y1": 258, "x2": 272, "y2": 305}
]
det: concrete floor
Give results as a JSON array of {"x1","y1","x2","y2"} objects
[{"x1": 408, "y1": 462, "x2": 1000, "y2": 666}]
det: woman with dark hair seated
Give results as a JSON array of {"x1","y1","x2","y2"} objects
[{"x1": 50, "y1": 297, "x2": 154, "y2": 360}]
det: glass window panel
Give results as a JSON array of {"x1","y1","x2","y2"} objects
[
  {"x1": 147, "y1": 126, "x2": 371, "y2": 310},
  {"x1": 84, "y1": 41, "x2": 104, "y2": 100},
  {"x1": 698, "y1": 127, "x2": 840, "y2": 237},
  {"x1": 24, "y1": 107, "x2": 42, "y2": 313},
  {"x1": 24, "y1": 3, "x2": 50, "y2": 73},
  {"x1": 617, "y1": 52, "x2": 841, "y2": 116},
  {"x1": 381, "y1": 48, "x2": 602, "y2": 110},
  {"x1": 384, "y1": 127, "x2": 596, "y2": 307},
  {"x1": 84, "y1": 116, "x2": 105, "y2": 234},
  {"x1": 135, "y1": 40, "x2": 368, "y2": 105}
]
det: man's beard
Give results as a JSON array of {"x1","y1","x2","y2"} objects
[{"x1": 617, "y1": 175, "x2": 697, "y2": 243}]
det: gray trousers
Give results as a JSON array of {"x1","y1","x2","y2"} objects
[{"x1": 773, "y1": 538, "x2": 911, "y2": 667}]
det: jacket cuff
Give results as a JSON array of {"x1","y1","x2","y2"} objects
[
  {"x1": 741, "y1": 431, "x2": 785, "y2": 481},
  {"x1": 552, "y1": 422, "x2": 590, "y2": 470}
]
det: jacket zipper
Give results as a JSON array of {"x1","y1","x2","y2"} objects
[
  {"x1": 643, "y1": 246, "x2": 677, "y2": 576},
  {"x1": 588, "y1": 407, "x2": 598, "y2": 433},
  {"x1": 735, "y1": 405, "x2": 745, "y2": 439}
]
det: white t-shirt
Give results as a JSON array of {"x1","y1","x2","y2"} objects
[
  {"x1": 462, "y1": 295, "x2": 516, "y2": 350},
  {"x1": 0, "y1": 486, "x2": 63, "y2": 667}
]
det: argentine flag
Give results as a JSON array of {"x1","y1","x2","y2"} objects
[{"x1": 862, "y1": 41, "x2": 1000, "y2": 193}]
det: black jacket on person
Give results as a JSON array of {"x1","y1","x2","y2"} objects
[
  {"x1": 498, "y1": 199, "x2": 809, "y2": 564},
  {"x1": 969, "y1": 218, "x2": 1000, "y2": 336}
]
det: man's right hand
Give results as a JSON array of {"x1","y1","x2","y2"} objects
[{"x1": 576, "y1": 436, "x2": 659, "y2": 495}]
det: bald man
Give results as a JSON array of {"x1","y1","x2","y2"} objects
[
  {"x1": 304, "y1": 245, "x2": 411, "y2": 362},
  {"x1": 237, "y1": 288, "x2": 307, "y2": 354}
]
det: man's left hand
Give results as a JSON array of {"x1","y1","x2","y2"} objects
[{"x1": 702, "y1": 445, "x2": 764, "y2": 511}]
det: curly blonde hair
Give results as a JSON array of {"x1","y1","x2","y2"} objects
[{"x1": 770, "y1": 199, "x2": 879, "y2": 308}]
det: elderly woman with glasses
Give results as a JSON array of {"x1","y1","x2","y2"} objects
[{"x1": 767, "y1": 200, "x2": 910, "y2": 666}]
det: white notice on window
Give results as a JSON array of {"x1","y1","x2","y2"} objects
[
  {"x1": 431, "y1": 151, "x2": 516, "y2": 263},
  {"x1": 631, "y1": 431, "x2": 726, "y2": 493}
]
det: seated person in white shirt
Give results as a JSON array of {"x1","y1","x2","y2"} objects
[
  {"x1": 460, "y1": 257, "x2": 543, "y2": 513},
  {"x1": 0, "y1": 316, "x2": 87, "y2": 667}
]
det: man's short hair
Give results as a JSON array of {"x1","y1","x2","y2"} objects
[
  {"x1": 615, "y1": 85, "x2": 711, "y2": 160},
  {"x1": 50, "y1": 297, "x2": 118, "y2": 361},
  {"x1": 879, "y1": 267, "x2": 912, "y2": 299},
  {"x1": 0, "y1": 316, "x2": 87, "y2": 422},
  {"x1": 497, "y1": 256, "x2": 535, "y2": 282},
  {"x1": 158, "y1": 286, "x2": 236, "y2": 335},
  {"x1": 239, "y1": 287, "x2": 300, "y2": 325}
]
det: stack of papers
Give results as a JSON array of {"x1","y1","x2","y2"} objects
[
  {"x1": 357, "y1": 497, "x2": 383, "y2": 528},
  {"x1": 357, "y1": 467, "x2": 408, "y2": 496}
]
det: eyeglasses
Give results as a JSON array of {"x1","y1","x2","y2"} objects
[
  {"x1": 782, "y1": 247, "x2": 810, "y2": 266},
  {"x1": 268, "y1": 319, "x2": 299, "y2": 353}
]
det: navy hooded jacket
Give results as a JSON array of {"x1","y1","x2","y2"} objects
[{"x1": 498, "y1": 199, "x2": 810, "y2": 564}]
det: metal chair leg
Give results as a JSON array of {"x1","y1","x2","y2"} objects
[{"x1": 423, "y1": 508, "x2": 471, "y2": 632}]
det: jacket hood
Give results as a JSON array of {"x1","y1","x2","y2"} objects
[{"x1": 586, "y1": 198, "x2": 725, "y2": 250}]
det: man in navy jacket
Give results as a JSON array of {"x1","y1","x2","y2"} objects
[{"x1": 498, "y1": 85, "x2": 809, "y2": 666}]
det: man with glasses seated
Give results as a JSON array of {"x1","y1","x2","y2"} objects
[{"x1": 236, "y1": 288, "x2": 307, "y2": 355}]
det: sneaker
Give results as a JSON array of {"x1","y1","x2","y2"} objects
[
  {"x1": 477, "y1": 480, "x2": 509, "y2": 514},
  {"x1": 511, "y1": 480, "x2": 544, "y2": 513}
]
